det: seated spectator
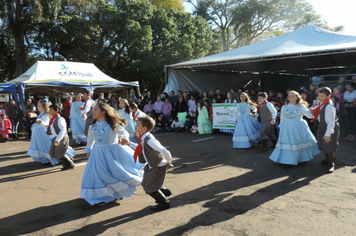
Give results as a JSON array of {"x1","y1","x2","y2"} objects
[
  {"x1": 190, "y1": 119, "x2": 198, "y2": 133},
  {"x1": 183, "y1": 115, "x2": 194, "y2": 132},
  {"x1": 137, "y1": 97, "x2": 145, "y2": 111},
  {"x1": 143, "y1": 99, "x2": 155, "y2": 117},
  {"x1": 127, "y1": 92, "x2": 138, "y2": 103},
  {"x1": 152, "y1": 115, "x2": 166, "y2": 132},
  {"x1": 168, "y1": 117, "x2": 184, "y2": 132}
]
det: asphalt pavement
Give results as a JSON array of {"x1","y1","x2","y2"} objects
[{"x1": 1, "y1": 132, "x2": 356, "y2": 236}]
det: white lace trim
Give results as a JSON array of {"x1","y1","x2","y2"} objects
[
  {"x1": 276, "y1": 140, "x2": 317, "y2": 150},
  {"x1": 233, "y1": 132, "x2": 260, "y2": 142},
  {"x1": 80, "y1": 177, "x2": 142, "y2": 199}
]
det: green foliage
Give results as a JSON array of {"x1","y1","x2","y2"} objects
[{"x1": 0, "y1": 0, "x2": 213, "y2": 92}]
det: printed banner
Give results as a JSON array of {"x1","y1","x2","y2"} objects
[{"x1": 212, "y1": 104, "x2": 238, "y2": 129}]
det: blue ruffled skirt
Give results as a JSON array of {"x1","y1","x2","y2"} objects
[
  {"x1": 27, "y1": 125, "x2": 75, "y2": 165},
  {"x1": 233, "y1": 114, "x2": 261, "y2": 148},
  {"x1": 80, "y1": 143, "x2": 144, "y2": 205},
  {"x1": 269, "y1": 119, "x2": 320, "y2": 165},
  {"x1": 70, "y1": 115, "x2": 87, "y2": 144}
]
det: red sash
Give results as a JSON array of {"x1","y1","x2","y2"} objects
[
  {"x1": 311, "y1": 98, "x2": 330, "y2": 122},
  {"x1": 81, "y1": 98, "x2": 90, "y2": 110},
  {"x1": 132, "y1": 111, "x2": 137, "y2": 122},
  {"x1": 49, "y1": 114, "x2": 59, "y2": 126},
  {"x1": 133, "y1": 132, "x2": 146, "y2": 163},
  {"x1": 257, "y1": 100, "x2": 267, "y2": 113}
]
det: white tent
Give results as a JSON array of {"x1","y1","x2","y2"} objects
[
  {"x1": 10, "y1": 61, "x2": 139, "y2": 95},
  {"x1": 164, "y1": 25, "x2": 356, "y2": 93}
]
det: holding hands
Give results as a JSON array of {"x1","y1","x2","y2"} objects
[{"x1": 119, "y1": 137, "x2": 130, "y2": 146}]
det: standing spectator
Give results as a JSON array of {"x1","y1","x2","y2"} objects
[
  {"x1": 188, "y1": 95, "x2": 197, "y2": 118},
  {"x1": 176, "y1": 95, "x2": 188, "y2": 125},
  {"x1": 137, "y1": 97, "x2": 145, "y2": 110},
  {"x1": 154, "y1": 96, "x2": 164, "y2": 118},
  {"x1": 208, "y1": 91, "x2": 215, "y2": 100},
  {"x1": 127, "y1": 92, "x2": 138, "y2": 103},
  {"x1": 276, "y1": 92, "x2": 286, "y2": 108},
  {"x1": 109, "y1": 94, "x2": 118, "y2": 105},
  {"x1": 144, "y1": 91, "x2": 155, "y2": 103},
  {"x1": 6, "y1": 100, "x2": 19, "y2": 139},
  {"x1": 0, "y1": 113, "x2": 12, "y2": 142},
  {"x1": 310, "y1": 84, "x2": 318, "y2": 100},
  {"x1": 302, "y1": 91, "x2": 313, "y2": 107},
  {"x1": 95, "y1": 93, "x2": 107, "y2": 103},
  {"x1": 23, "y1": 99, "x2": 37, "y2": 138},
  {"x1": 250, "y1": 89, "x2": 258, "y2": 102},
  {"x1": 331, "y1": 86, "x2": 344, "y2": 106},
  {"x1": 336, "y1": 77, "x2": 348, "y2": 92},
  {"x1": 201, "y1": 91, "x2": 211, "y2": 105},
  {"x1": 161, "y1": 92, "x2": 169, "y2": 101},
  {"x1": 183, "y1": 92, "x2": 190, "y2": 103},
  {"x1": 0, "y1": 102, "x2": 7, "y2": 118},
  {"x1": 162, "y1": 98, "x2": 172, "y2": 121},
  {"x1": 168, "y1": 91, "x2": 178, "y2": 104},
  {"x1": 197, "y1": 100, "x2": 212, "y2": 134},
  {"x1": 62, "y1": 96, "x2": 72, "y2": 132},
  {"x1": 215, "y1": 88, "x2": 226, "y2": 101},
  {"x1": 343, "y1": 82, "x2": 356, "y2": 141},
  {"x1": 268, "y1": 90, "x2": 277, "y2": 101}
]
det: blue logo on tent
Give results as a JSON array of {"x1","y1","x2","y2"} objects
[{"x1": 61, "y1": 64, "x2": 69, "y2": 70}]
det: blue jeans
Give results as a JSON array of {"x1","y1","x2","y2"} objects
[{"x1": 10, "y1": 118, "x2": 19, "y2": 133}]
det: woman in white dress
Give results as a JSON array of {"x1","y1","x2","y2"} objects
[
  {"x1": 118, "y1": 99, "x2": 136, "y2": 142},
  {"x1": 70, "y1": 93, "x2": 87, "y2": 145},
  {"x1": 81, "y1": 103, "x2": 144, "y2": 205},
  {"x1": 27, "y1": 101, "x2": 60, "y2": 165}
]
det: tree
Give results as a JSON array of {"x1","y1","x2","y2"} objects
[
  {"x1": 149, "y1": 0, "x2": 186, "y2": 12},
  {"x1": 188, "y1": 0, "x2": 344, "y2": 51}
]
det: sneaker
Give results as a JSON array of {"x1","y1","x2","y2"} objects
[
  {"x1": 349, "y1": 135, "x2": 355, "y2": 141},
  {"x1": 343, "y1": 134, "x2": 352, "y2": 140}
]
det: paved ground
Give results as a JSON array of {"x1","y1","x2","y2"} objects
[{"x1": 0, "y1": 132, "x2": 356, "y2": 236}]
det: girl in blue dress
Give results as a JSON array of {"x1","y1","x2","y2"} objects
[
  {"x1": 269, "y1": 91, "x2": 320, "y2": 165},
  {"x1": 70, "y1": 93, "x2": 87, "y2": 145},
  {"x1": 81, "y1": 103, "x2": 144, "y2": 206},
  {"x1": 118, "y1": 99, "x2": 136, "y2": 142},
  {"x1": 27, "y1": 101, "x2": 75, "y2": 165},
  {"x1": 220, "y1": 92, "x2": 237, "y2": 134},
  {"x1": 233, "y1": 92, "x2": 261, "y2": 148}
]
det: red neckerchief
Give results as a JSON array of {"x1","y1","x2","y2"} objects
[
  {"x1": 132, "y1": 111, "x2": 137, "y2": 122},
  {"x1": 133, "y1": 132, "x2": 146, "y2": 163},
  {"x1": 49, "y1": 114, "x2": 59, "y2": 126},
  {"x1": 81, "y1": 98, "x2": 90, "y2": 110},
  {"x1": 311, "y1": 97, "x2": 330, "y2": 122},
  {"x1": 257, "y1": 100, "x2": 267, "y2": 113}
]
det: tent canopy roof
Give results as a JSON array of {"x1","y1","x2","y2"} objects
[
  {"x1": 10, "y1": 61, "x2": 138, "y2": 93},
  {"x1": 167, "y1": 25, "x2": 356, "y2": 76}
]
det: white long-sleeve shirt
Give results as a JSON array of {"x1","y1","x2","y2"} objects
[
  {"x1": 171, "y1": 120, "x2": 183, "y2": 128},
  {"x1": 83, "y1": 98, "x2": 95, "y2": 120},
  {"x1": 266, "y1": 102, "x2": 277, "y2": 119},
  {"x1": 318, "y1": 104, "x2": 336, "y2": 137},
  {"x1": 49, "y1": 116, "x2": 67, "y2": 142},
  {"x1": 129, "y1": 132, "x2": 172, "y2": 168},
  {"x1": 36, "y1": 111, "x2": 50, "y2": 130}
]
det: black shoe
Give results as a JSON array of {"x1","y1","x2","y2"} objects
[
  {"x1": 261, "y1": 139, "x2": 268, "y2": 152},
  {"x1": 161, "y1": 187, "x2": 171, "y2": 197},
  {"x1": 149, "y1": 190, "x2": 170, "y2": 211},
  {"x1": 151, "y1": 202, "x2": 170, "y2": 211},
  {"x1": 269, "y1": 140, "x2": 277, "y2": 148},
  {"x1": 61, "y1": 164, "x2": 75, "y2": 171}
]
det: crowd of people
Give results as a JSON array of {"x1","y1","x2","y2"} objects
[{"x1": 0, "y1": 76, "x2": 355, "y2": 208}]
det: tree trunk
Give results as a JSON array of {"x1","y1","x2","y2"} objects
[
  {"x1": 221, "y1": 27, "x2": 226, "y2": 51},
  {"x1": 14, "y1": 0, "x2": 26, "y2": 76}
]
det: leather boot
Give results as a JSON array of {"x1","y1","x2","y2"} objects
[
  {"x1": 61, "y1": 155, "x2": 75, "y2": 171},
  {"x1": 325, "y1": 152, "x2": 335, "y2": 174},
  {"x1": 269, "y1": 139, "x2": 277, "y2": 148},
  {"x1": 261, "y1": 139, "x2": 268, "y2": 152},
  {"x1": 160, "y1": 187, "x2": 171, "y2": 197},
  {"x1": 155, "y1": 187, "x2": 172, "y2": 203},
  {"x1": 149, "y1": 190, "x2": 170, "y2": 211}
]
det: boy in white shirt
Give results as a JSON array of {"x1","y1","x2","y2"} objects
[{"x1": 120, "y1": 116, "x2": 173, "y2": 211}]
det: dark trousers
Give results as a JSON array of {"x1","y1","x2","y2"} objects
[{"x1": 345, "y1": 107, "x2": 356, "y2": 135}]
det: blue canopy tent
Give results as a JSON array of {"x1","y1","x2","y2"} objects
[{"x1": 0, "y1": 83, "x2": 22, "y2": 107}]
